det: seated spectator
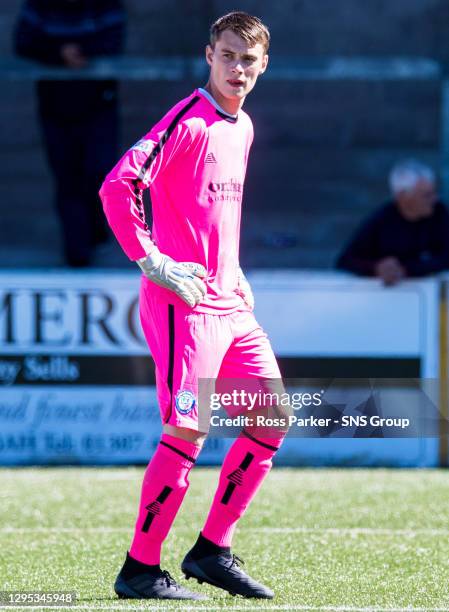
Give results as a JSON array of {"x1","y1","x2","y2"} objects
[{"x1": 336, "y1": 160, "x2": 449, "y2": 285}]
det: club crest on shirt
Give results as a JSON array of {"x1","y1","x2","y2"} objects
[{"x1": 175, "y1": 390, "x2": 196, "y2": 415}]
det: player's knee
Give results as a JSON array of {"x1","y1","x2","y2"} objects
[
  {"x1": 243, "y1": 417, "x2": 287, "y2": 450},
  {"x1": 239, "y1": 428, "x2": 284, "y2": 459},
  {"x1": 163, "y1": 424, "x2": 207, "y2": 447}
]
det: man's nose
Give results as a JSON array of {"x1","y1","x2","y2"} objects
[{"x1": 231, "y1": 61, "x2": 244, "y2": 73}]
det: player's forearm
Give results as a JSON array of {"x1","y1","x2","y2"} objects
[{"x1": 99, "y1": 179, "x2": 156, "y2": 261}]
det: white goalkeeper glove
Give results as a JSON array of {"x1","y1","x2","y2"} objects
[
  {"x1": 137, "y1": 247, "x2": 207, "y2": 308},
  {"x1": 235, "y1": 266, "x2": 254, "y2": 311}
]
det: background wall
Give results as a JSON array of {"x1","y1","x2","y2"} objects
[{"x1": 0, "y1": 0, "x2": 446, "y2": 268}]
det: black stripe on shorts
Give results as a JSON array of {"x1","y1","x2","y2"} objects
[{"x1": 164, "y1": 304, "x2": 175, "y2": 424}]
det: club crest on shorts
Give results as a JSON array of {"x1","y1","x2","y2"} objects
[{"x1": 175, "y1": 390, "x2": 196, "y2": 415}]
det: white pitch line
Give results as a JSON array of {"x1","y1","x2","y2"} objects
[
  {"x1": 0, "y1": 527, "x2": 131, "y2": 533},
  {"x1": 0, "y1": 474, "x2": 143, "y2": 482},
  {"x1": 1, "y1": 605, "x2": 449, "y2": 612},
  {"x1": 1, "y1": 526, "x2": 448, "y2": 536},
  {"x1": 246, "y1": 527, "x2": 449, "y2": 536}
]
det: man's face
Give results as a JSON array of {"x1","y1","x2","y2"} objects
[
  {"x1": 396, "y1": 178, "x2": 437, "y2": 221},
  {"x1": 205, "y1": 29, "x2": 268, "y2": 103}
]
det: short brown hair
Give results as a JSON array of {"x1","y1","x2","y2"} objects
[{"x1": 210, "y1": 11, "x2": 270, "y2": 54}]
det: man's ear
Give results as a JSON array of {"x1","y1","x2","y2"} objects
[
  {"x1": 259, "y1": 53, "x2": 269, "y2": 75},
  {"x1": 205, "y1": 44, "x2": 214, "y2": 67}
]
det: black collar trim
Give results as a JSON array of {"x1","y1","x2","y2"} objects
[{"x1": 215, "y1": 109, "x2": 238, "y2": 123}]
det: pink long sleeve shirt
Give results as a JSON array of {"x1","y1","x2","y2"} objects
[{"x1": 100, "y1": 88, "x2": 254, "y2": 314}]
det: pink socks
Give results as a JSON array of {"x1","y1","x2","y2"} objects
[
  {"x1": 129, "y1": 433, "x2": 201, "y2": 565},
  {"x1": 129, "y1": 429, "x2": 283, "y2": 564},
  {"x1": 202, "y1": 430, "x2": 283, "y2": 547}
]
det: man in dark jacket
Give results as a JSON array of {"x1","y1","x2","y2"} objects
[
  {"x1": 336, "y1": 160, "x2": 449, "y2": 285},
  {"x1": 14, "y1": 0, "x2": 125, "y2": 266}
]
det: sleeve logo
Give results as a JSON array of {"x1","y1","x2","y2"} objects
[{"x1": 132, "y1": 138, "x2": 152, "y2": 152}]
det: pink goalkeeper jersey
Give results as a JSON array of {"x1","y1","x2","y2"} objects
[{"x1": 100, "y1": 88, "x2": 254, "y2": 314}]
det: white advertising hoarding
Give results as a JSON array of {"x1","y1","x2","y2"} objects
[{"x1": 0, "y1": 271, "x2": 440, "y2": 466}]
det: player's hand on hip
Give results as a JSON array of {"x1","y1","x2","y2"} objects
[
  {"x1": 137, "y1": 248, "x2": 207, "y2": 307},
  {"x1": 235, "y1": 265, "x2": 255, "y2": 311}
]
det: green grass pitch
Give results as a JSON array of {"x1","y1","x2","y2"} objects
[{"x1": 1, "y1": 467, "x2": 449, "y2": 611}]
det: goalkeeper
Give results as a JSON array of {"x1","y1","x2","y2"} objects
[{"x1": 100, "y1": 11, "x2": 286, "y2": 601}]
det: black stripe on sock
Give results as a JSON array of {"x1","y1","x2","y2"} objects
[
  {"x1": 221, "y1": 482, "x2": 236, "y2": 505},
  {"x1": 141, "y1": 513, "x2": 155, "y2": 532},
  {"x1": 240, "y1": 452, "x2": 254, "y2": 470},
  {"x1": 157, "y1": 485, "x2": 173, "y2": 503},
  {"x1": 159, "y1": 440, "x2": 197, "y2": 464},
  {"x1": 220, "y1": 453, "x2": 254, "y2": 505},
  {"x1": 141, "y1": 486, "x2": 173, "y2": 533},
  {"x1": 241, "y1": 429, "x2": 279, "y2": 452}
]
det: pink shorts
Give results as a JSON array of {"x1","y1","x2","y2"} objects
[{"x1": 139, "y1": 280, "x2": 282, "y2": 432}]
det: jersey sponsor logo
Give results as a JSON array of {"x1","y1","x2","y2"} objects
[
  {"x1": 207, "y1": 178, "x2": 243, "y2": 204},
  {"x1": 175, "y1": 390, "x2": 196, "y2": 415},
  {"x1": 205, "y1": 152, "x2": 217, "y2": 164},
  {"x1": 208, "y1": 179, "x2": 242, "y2": 193},
  {"x1": 132, "y1": 138, "x2": 152, "y2": 153}
]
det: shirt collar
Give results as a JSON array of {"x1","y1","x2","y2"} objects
[{"x1": 197, "y1": 87, "x2": 238, "y2": 123}]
